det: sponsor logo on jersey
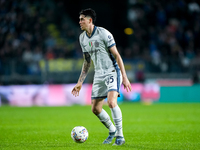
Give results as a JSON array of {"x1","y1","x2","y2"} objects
[{"x1": 89, "y1": 49, "x2": 100, "y2": 54}]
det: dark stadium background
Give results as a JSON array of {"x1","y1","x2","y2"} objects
[{"x1": 63, "y1": 0, "x2": 128, "y2": 47}]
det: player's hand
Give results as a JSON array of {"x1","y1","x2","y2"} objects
[
  {"x1": 71, "y1": 83, "x2": 82, "y2": 97},
  {"x1": 122, "y1": 77, "x2": 132, "y2": 92}
]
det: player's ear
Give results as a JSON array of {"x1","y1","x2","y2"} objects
[{"x1": 89, "y1": 17, "x2": 93, "y2": 24}]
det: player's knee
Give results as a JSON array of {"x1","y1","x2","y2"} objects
[
  {"x1": 91, "y1": 107, "x2": 100, "y2": 115},
  {"x1": 107, "y1": 100, "x2": 117, "y2": 108}
]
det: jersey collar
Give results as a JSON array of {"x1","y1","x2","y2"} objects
[{"x1": 86, "y1": 26, "x2": 97, "y2": 38}]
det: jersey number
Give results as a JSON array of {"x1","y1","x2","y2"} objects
[{"x1": 107, "y1": 76, "x2": 114, "y2": 85}]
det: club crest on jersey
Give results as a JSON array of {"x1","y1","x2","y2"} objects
[
  {"x1": 94, "y1": 41, "x2": 99, "y2": 47},
  {"x1": 89, "y1": 41, "x2": 99, "y2": 48}
]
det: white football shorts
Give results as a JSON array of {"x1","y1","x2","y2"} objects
[{"x1": 91, "y1": 69, "x2": 122, "y2": 100}]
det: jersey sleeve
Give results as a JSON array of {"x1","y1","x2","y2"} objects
[{"x1": 101, "y1": 28, "x2": 116, "y2": 49}]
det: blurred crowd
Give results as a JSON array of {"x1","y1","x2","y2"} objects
[
  {"x1": 127, "y1": 0, "x2": 200, "y2": 73},
  {"x1": 0, "y1": 0, "x2": 81, "y2": 75},
  {"x1": 0, "y1": 0, "x2": 200, "y2": 77}
]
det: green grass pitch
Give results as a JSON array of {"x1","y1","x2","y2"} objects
[{"x1": 0, "y1": 103, "x2": 200, "y2": 150}]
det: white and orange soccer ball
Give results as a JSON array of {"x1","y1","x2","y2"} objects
[{"x1": 71, "y1": 126, "x2": 89, "y2": 143}]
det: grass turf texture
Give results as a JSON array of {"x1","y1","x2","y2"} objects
[{"x1": 0, "y1": 103, "x2": 200, "y2": 150}]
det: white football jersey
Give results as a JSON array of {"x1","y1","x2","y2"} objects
[{"x1": 79, "y1": 26, "x2": 120, "y2": 76}]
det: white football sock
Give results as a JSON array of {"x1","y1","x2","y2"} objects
[
  {"x1": 111, "y1": 105, "x2": 123, "y2": 137},
  {"x1": 97, "y1": 109, "x2": 116, "y2": 133}
]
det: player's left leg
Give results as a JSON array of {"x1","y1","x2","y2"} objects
[
  {"x1": 91, "y1": 99, "x2": 116, "y2": 144},
  {"x1": 107, "y1": 91, "x2": 125, "y2": 145}
]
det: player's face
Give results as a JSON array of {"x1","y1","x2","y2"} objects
[{"x1": 79, "y1": 15, "x2": 90, "y2": 30}]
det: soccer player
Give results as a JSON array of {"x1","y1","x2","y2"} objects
[{"x1": 71, "y1": 8, "x2": 132, "y2": 145}]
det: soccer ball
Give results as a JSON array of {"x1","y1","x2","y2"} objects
[{"x1": 71, "y1": 126, "x2": 89, "y2": 143}]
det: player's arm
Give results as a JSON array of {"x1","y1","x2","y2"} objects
[
  {"x1": 78, "y1": 52, "x2": 91, "y2": 83},
  {"x1": 71, "y1": 52, "x2": 91, "y2": 97},
  {"x1": 109, "y1": 45, "x2": 132, "y2": 92}
]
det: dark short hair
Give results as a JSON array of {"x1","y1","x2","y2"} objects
[{"x1": 79, "y1": 8, "x2": 96, "y2": 24}]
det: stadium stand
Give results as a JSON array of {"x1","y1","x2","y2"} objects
[{"x1": 0, "y1": 0, "x2": 199, "y2": 84}]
